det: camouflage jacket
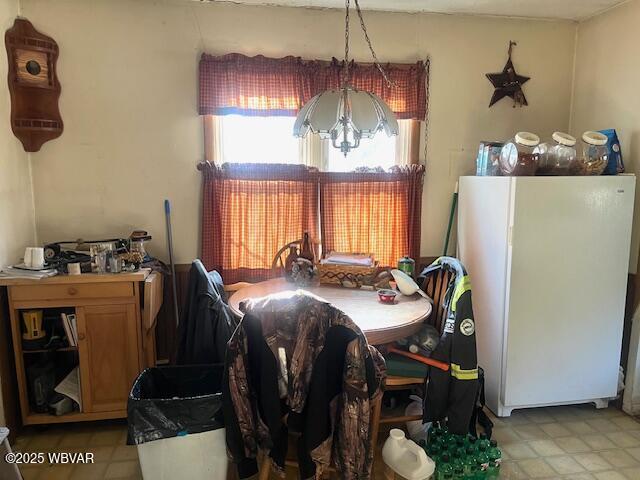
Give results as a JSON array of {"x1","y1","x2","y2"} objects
[{"x1": 222, "y1": 291, "x2": 385, "y2": 480}]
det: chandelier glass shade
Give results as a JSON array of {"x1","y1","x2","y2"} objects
[
  {"x1": 293, "y1": 87, "x2": 399, "y2": 155},
  {"x1": 293, "y1": 0, "x2": 398, "y2": 156}
]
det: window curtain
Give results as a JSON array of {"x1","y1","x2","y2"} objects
[
  {"x1": 319, "y1": 165, "x2": 425, "y2": 267},
  {"x1": 200, "y1": 162, "x2": 319, "y2": 284},
  {"x1": 199, "y1": 53, "x2": 428, "y2": 120},
  {"x1": 311, "y1": 60, "x2": 428, "y2": 120}
]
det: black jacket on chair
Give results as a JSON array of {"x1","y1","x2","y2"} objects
[
  {"x1": 419, "y1": 256, "x2": 479, "y2": 435},
  {"x1": 175, "y1": 260, "x2": 237, "y2": 365}
]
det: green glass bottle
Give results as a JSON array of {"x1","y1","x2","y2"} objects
[
  {"x1": 437, "y1": 454, "x2": 454, "y2": 480},
  {"x1": 475, "y1": 445, "x2": 490, "y2": 479},
  {"x1": 443, "y1": 429, "x2": 456, "y2": 446},
  {"x1": 486, "y1": 440, "x2": 502, "y2": 479},
  {"x1": 478, "y1": 433, "x2": 491, "y2": 451},
  {"x1": 453, "y1": 465, "x2": 465, "y2": 480},
  {"x1": 455, "y1": 436, "x2": 466, "y2": 456},
  {"x1": 467, "y1": 436, "x2": 478, "y2": 453},
  {"x1": 440, "y1": 425, "x2": 451, "y2": 446},
  {"x1": 451, "y1": 451, "x2": 464, "y2": 473},
  {"x1": 429, "y1": 444, "x2": 442, "y2": 464},
  {"x1": 428, "y1": 424, "x2": 441, "y2": 446},
  {"x1": 462, "y1": 447, "x2": 476, "y2": 476},
  {"x1": 464, "y1": 463, "x2": 478, "y2": 480},
  {"x1": 437, "y1": 434, "x2": 450, "y2": 453}
]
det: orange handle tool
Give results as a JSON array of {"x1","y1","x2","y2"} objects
[{"x1": 388, "y1": 346, "x2": 450, "y2": 372}]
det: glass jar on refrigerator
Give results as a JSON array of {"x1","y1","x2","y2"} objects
[
  {"x1": 536, "y1": 132, "x2": 578, "y2": 175},
  {"x1": 577, "y1": 131, "x2": 609, "y2": 175},
  {"x1": 499, "y1": 132, "x2": 540, "y2": 176}
]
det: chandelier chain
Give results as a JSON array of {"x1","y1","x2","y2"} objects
[
  {"x1": 353, "y1": 0, "x2": 394, "y2": 87},
  {"x1": 343, "y1": 0, "x2": 350, "y2": 83}
]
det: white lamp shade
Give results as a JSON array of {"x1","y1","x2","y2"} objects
[{"x1": 293, "y1": 87, "x2": 399, "y2": 141}]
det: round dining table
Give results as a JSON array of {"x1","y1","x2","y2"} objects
[{"x1": 228, "y1": 278, "x2": 432, "y2": 345}]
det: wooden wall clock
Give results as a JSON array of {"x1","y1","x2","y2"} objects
[{"x1": 5, "y1": 18, "x2": 62, "y2": 152}]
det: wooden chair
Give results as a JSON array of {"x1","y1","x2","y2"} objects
[
  {"x1": 271, "y1": 239, "x2": 302, "y2": 270},
  {"x1": 373, "y1": 267, "x2": 455, "y2": 428},
  {"x1": 224, "y1": 238, "x2": 308, "y2": 294}
]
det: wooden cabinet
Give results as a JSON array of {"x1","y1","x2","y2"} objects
[
  {"x1": 0, "y1": 270, "x2": 162, "y2": 425},
  {"x1": 77, "y1": 304, "x2": 140, "y2": 413}
]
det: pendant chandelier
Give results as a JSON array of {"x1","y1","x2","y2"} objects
[{"x1": 293, "y1": 0, "x2": 398, "y2": 156}]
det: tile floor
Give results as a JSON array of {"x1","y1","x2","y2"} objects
[
  {"x1": 10, "y1": 404, "x2": 640, "y2": 479},
  {"x1": 477, "y1": 404, "x2": 640, "y2": 480},
  {"x1": 13, "y1": 420, "x2": 139, "y2": 480}
]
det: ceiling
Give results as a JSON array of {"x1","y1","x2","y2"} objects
[{"x1": 201, "y1": 0, "x2": 627, "y2": 21}]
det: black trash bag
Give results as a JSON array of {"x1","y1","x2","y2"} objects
[{"x1": 127, "y1": 365, "x2": 224, "y2": 445}]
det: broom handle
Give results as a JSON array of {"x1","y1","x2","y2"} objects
[
  {"x1": 165, "y1": 200, "x2": 180, "y2": 327},
  {"x1": 443, "y1": 181, "x2": 459, "y2": 256}
]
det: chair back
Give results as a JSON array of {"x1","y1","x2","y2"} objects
[{"x1": 420, "y1": 266, "x2": 456, "y2": 335}]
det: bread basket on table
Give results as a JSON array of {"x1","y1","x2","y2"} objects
[{"x1": 317, "y1": 253, "x2": 383, "y2": 287}]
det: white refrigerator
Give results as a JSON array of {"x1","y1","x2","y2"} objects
[{"x1": 458, "y1": 175, "x2": 635, "y2": 417}]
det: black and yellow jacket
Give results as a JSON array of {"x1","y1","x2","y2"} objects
[{"x1": 419, "y1": 256, "x2": 479, "y2": 434}]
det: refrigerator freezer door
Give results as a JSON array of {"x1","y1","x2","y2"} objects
[{"x1": 504, "y1": 176, "x2": 635, "y2": 408}]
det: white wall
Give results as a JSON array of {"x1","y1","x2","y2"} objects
[
  {"x1": 19, "y1": 0, "x2": 577, "y2": 263},
  {"x1": 0, "y1": 0, "x2": 37, "y2": 425},
  {"x1": 571, "y1": 0, "x2": 640, "y2": 273},
  {"x1": 570, "y1": 0, "x2": 640, "y2": 414}
]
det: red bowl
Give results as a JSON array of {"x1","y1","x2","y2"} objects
[{"x1": 377, "y1": 289, "x2": 398, "y2": 304}]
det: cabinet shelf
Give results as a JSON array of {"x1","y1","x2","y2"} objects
[
  {"x1": 23, "y1": 410, "x2": 125, "y2": 425},
  {"x1": 22, "y1": 347, "x2": 77, "y2": 354}
]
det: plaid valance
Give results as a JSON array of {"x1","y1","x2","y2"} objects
[{"x1": 198, "y1": 53, "x2": 429, "y2": 120}]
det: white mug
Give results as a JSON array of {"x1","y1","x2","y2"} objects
[
  {"x1": 24, "y1": 247, "x2": 33, "y2": 267},
  {"x1": 30, "y1": 247, "x2": 45, "y2": 269},
  {"x1": 68, "y1": 263, "x2": 81, "y2": 275}
]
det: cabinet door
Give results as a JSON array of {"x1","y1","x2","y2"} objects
[{"x1": 77, "y1": 304, "x2": 140, "y2": 413}]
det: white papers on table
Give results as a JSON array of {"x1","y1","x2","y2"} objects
[
  {"x1": 54, "y1": 366, "x2": 82, "y2": 411},
  {"x1": 0, "y1": 266, "x2": 57, "y2": 279},
  {"x1": 320, "y1": 252, "x2": 375, "y2": 267}
]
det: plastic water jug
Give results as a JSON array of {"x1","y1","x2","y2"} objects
[{"x1": 382, "y1": 429, "x2": 435, "y2": 480}]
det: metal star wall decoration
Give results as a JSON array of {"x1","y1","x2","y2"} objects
[{"x1": 486, "y1": 41, "x2": 530, "y2": 108}]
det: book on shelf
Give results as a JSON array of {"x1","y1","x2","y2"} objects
[{"x1": 61, "y1": 313, "x2": 78, "y2": 347}]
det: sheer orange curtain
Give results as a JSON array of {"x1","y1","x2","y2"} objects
[
  {"x1": 319, "y1": 165, "x2": 425, "y2": 267},
  {"x1": 200, "y1": 163, "x2": 319, "y2": 284}
]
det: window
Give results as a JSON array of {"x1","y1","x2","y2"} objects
[
  {"x1": 326, "y1": 133, "x2": 397, "y2": 172},
  {"x1": 207, "y1": 115, "x2": 416, "y2": 170},
  {"x1": 219, "y1": 115, "x2": 300, "y2": 164}
]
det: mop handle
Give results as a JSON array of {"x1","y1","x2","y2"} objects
[{"x1": 165, "y1": 200, "x2": 180, "y2": 327}]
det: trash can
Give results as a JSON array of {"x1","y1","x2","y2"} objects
[{"x1": 127, "y1": 365, "x2": 227, "y2": 480}]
